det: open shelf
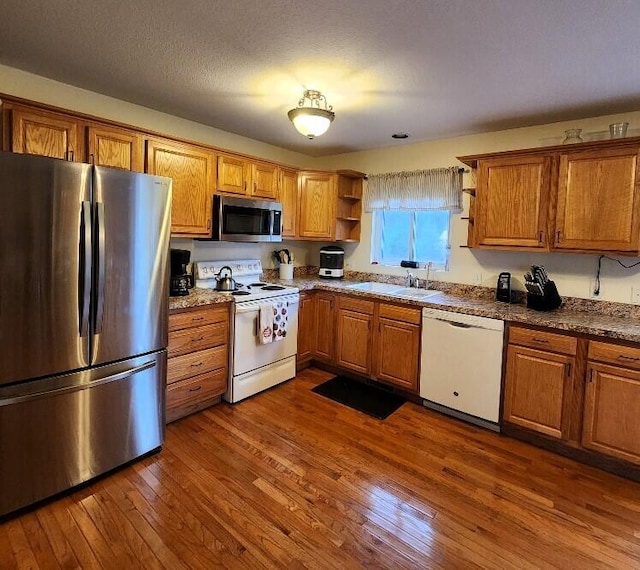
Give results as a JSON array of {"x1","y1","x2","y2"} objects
[
  {"x1": 337, "y1": 216, "x2": 360, "y2": 222},
  {"x1": 335, "y1": 170, "x2": 365, "y2": 242}
]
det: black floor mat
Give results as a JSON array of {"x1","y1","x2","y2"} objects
[{"x1": 311, "y1": 376, "x2": 406, "y2": 419}]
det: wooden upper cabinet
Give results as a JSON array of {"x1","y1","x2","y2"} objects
[
  {"x1": 217, "y1": 154, "x2": 250, "y2": 196},
  {"x1": 10, "y1": 106, "x2": 80, "y2": 160},
  {"x1": 475, "y1": 155, "x2": 551, "y2": 249},
  {"x1": 298, "y1": 171, "x2": 336, "y2": 240},
  {"x1": 582, "y1": 362, "x2": 640, "y2": 465},
  {"x1": 87, "y1": 125, "x2": 143, "y2": 172},
  {"x1": 279, "y1": 168, "x2": 298, "y2": 238},
  {"x1": 146, "y1": 138, "x2": 214, "y2": 237},
  {"x1": 554, "y1": 147, "x2": 640, "y2": 252},
  {"x1": 251, "y1": 162, "x2": 278, "y2": 199},
  {"x1": 503, "y1": 344, "x2": 574, "y2": 439}
]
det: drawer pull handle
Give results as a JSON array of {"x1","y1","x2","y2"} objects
[
  {"x1": 189, "y1": 386, "x2": 202, "y2": 392},
  {"x1": 191, "y1": 316, "x2": 205, "y2": 322},
  {"x1": 191, "y1": 362, "x2": 203, "y2": 367},
  {"x1": 618, "y1": 355, "x2": 640, "y2": 361},
  {"x1": 532, "y1": 338, "x2": 549, "y2": 343},
  {"x1": 192, "y1": 336, "x2": 205, "y2": 342}
]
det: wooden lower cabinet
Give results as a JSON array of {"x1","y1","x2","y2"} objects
[
  {"x1": 503, "y1": 345, "x2": 574, "y2": 439},
  {"x1": 314, "y1": 293, "x2": 336, "y2": 363},
  {"x1": 167, "y1": 305, "x2": 229, "y2": 422},
  {"x1": 335, "y1": 298, "x2": 374, "y2": 375},
  {"x1": 296, "y1": 292, "x2": 316, "y2": 367},
  {"x1": 373, "y1": 305, "x2": 421, "y2": 391},
  {"x1": 582, "y1": 362, "x2": 640, "y2": 465}
]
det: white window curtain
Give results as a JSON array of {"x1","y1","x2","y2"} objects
[{"x1": 364, "y1": 167, "x2": 463, "y2": 212}]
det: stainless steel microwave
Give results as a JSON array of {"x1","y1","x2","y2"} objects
[{"x1": 210, "y1": 195, "x2": 282, "y2": 242}]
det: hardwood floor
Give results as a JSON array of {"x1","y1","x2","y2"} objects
[{"x1": 2, "y1": 367, "x2": 640, "y2": 568}]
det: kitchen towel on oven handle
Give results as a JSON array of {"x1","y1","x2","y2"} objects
[
  {"x1": 259, "y1": 303, "x2": 273, "y2": 344},
  {"x1": 273, "y1": 300, "x2": 289, "y2": 342}
]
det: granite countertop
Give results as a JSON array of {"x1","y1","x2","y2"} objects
[{"x1": 171, "y1": 276, "x2": 640, "y2": 344}]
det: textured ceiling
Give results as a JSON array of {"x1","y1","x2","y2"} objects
[{"x1": 1, "y1": 0, "x2": 640, "y2": 157}]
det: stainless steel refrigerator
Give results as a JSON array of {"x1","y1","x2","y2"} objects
[{"x1": 0, "y1": 152, "x2": 172, "y2": 517}]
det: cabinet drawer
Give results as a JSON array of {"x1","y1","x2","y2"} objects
[
  {"x1": 378, "y1": 303, "x2": 421, "y2": 325},
  {"x1": 588, "y1": 341, "x2": 640, "y2": 370},
  {"x1": 169, "y1": 306, "x2": 228, "y2": 332},
  {"x1": 339, "y1": 296, "x2": 374, "y2": 314},
  {"x1": 168, "y1": 322, "x2": 228, "y2": 358},
  {"x1": 509, "y1": 326, "x2": 577, "y2": 355},
  {"x1": 167, "y1": 345, "x2": 227, "y2": 384},
  {"x1": 166, "y1": 369, "x2": 227, "y2": 423}
]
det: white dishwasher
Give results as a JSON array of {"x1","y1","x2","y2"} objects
[{"x1": 420, "y1": 308, "x2": 504, "y2": 430}]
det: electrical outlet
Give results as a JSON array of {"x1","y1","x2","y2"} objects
[
  {"x1": 472, "y1": 272, "x2": 483, "y2": 285},
  {"x1": 631, "y1": 286, "x2": 640, "y2": 305},
  {"x1": 589, "y1": 279, "x2": 600, "y2": 298}
]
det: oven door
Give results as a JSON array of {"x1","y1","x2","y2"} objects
[{"x1": 233, "y1": 295, "x2": 299, "y2": 376}]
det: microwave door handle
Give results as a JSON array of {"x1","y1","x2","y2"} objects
[{"x1": 269, "y1": 210, "x2": 275, "y2": 237}]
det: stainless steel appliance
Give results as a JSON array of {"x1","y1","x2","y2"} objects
[
  {"x1": 319, "y1": 245, "x2": 344, "y2": 278},
  {"x1": 0, "y1": 152, "x2": 172, "y2": 517},
  {"x1": 208, "y1": 195, "x2": 282, "y2": 242},
  {"x1": 196, "y1": 260, "x2": 299, "y2": 402},
  {"x1": 420, "y1": 308, "x2": 504, "y2": 431}
]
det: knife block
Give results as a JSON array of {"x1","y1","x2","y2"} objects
[{"x1": 526, "y1": 280, "x2": 562, "y2": 311}]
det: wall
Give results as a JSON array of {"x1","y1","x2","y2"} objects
[{"x1": 316, "y1": 113, "x2": 640, "y2": 303}]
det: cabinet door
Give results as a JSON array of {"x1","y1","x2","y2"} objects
[
  {"x1": 582, "y1": 363, "x2": 640, "y2": 465},
  {"x1": 374, "y1": 317, "x2": 420, "y2": 391},
  {"x1": 555, "y1": 147, "x2": 640, "y2": 252},
  {"x1": 279, "y1": 168, "x2": 298, "y2": 238},
  {"x1": 336, "y1": 308, "x2": 372, "y2": 375},
  {"x1": 11, "y1": 107, "x2": 80, "y2": 160},
  {"x1": 87, "y1": 125, "x2": 143, "y2": 172},
  {"x1": 314, "y1": 293, "x2": 335, "y2": 363},
  {"x1": 252, "y1": 162, "x2": 278, "y2": 199},
  {"x1": 298, "y1": 172, "x2": 336, "y2": 240},
  {"x1": 503, "y1": 345, "x2": 574, "y2": 439},
  {"x1": 217, "y1": 154, "x2": 250, "y2": 195},
  {"x1": 146, "y1": 139, "x2": 214, "y2": 237},
  {"x1": 476, "y1": 155, "x2": 551, "y2": 249},
  {"x1": 296, "y1": 292, "x2": 316, "y2": 365}
]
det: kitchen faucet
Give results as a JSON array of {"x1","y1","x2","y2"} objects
[{"x1": 405, "y1": 270, "x2": 420, "y2": 288}]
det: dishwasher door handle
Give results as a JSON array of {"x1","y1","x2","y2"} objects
[{"x1": 435, "y1": 318, "x2": 473, "y2": 328}]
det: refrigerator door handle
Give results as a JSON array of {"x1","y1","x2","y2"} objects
[
  {"x1": 94, "y1": 201, "x2": 106, "y2": 333},
  {"x1": 0, "y1": 360, "x2": 157, "y2": 407},
  {"x1": 79, "y1": 201, "x2": 92, "y2": 336}
]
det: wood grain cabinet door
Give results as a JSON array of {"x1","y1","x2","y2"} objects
[
  {"x1": 475, "y1": 155, "x2": 551, "y2": 249},
  {"x1": 251, "y1": 162, "x2": 278, "y2": 199},
  {"x1": 336, "y1": 308, "x2": 372, "y2": 375},
  {"x1": 374, "y1": 317, "x2": 420, "y2": 391},
  {"x1": 11, "y1": 107, "x2": 80, "y2": 160},
  {"x1": 503, "y1": 345, "x2": 574, "y2": 439},
  {"x1": 296, "y1": 292, "x2": 316, "y2": 365},
  {"x1": 298, "y1": 172, "x2": 336, "y2": 240},
  {"x1": 314, "y1": 293, "x2": 336, "y2": 363},
  {"x1": 87, "y1": 125, "x2": 143, "y2": 172},
  {"x1": 555, "y1": 147, "x2": 640, "y2": 253},
  {"x1": 146, "y1": 138, "x2": 214, "y2": 237},
  {"x1": 217, "y1": 154, "x2": 250, "y2": 195},
  {"x1": 279, "y1": 168, "x2": 298, "y2": 238},
  {"x1": 582, "y1": 363, "x2": 640, "y2": 465}
]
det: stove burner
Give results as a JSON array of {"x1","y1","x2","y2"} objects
[
  {"x1": 262, "y1": 285, "x2": 285, "y2": 291},
  {"x1": 231, "y1": 290, "x2": 250, "y2": 296},
  {"x1": 249, "y1": 282, "x2": 267, "y2": 287}
]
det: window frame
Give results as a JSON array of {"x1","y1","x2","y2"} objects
[{"x1": 370, "y1": 209, "x2": 451, "y2": 270}]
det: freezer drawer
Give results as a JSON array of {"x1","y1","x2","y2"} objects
[{"x1": 0, "y1": 351, "x2": 166, "y2": 517}]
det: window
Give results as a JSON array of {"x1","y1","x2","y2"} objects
[{"x1": 371, "y1": 210, "x2": 450, "y2": 268}]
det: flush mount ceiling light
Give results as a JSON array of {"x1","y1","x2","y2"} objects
[{"x1": 287, "y1": 89, "x2": 335, "y2": 139}]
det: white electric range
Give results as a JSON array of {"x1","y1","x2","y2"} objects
[{"x1": 196, "y1": 260, "x2": 299, "y2": 403}]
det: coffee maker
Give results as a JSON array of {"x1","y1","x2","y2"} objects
[{"x1": 170, "y1": 249, "x2": 191, "y2": 296}]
